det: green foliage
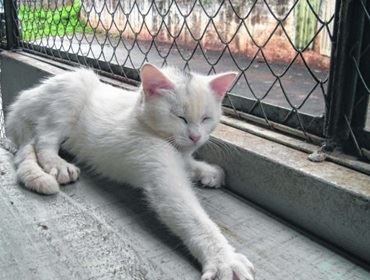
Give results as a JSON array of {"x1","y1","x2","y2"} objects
[
  {"x1": 294, "y1": 0, "x2": 321, "y2": 50},
  {"x1": 18, "y1": 0, "x2": 91, "y2": 40}
]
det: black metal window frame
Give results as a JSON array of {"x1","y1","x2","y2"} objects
[
  {"x1": 0, "y1": 0, "x2": 6, "y2": 49},
  {"x1": 1, "y1": 0, "x2": 369, "y2": 162},
  {"x1": 324, "y1": 0, "x2": 370, "y2": 159}
]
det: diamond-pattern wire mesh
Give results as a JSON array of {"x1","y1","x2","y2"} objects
[{"x1": 10, "y1": 0, "x2": 334, "y2": 139}]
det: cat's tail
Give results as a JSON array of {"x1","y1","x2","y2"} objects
[{"x1": 15, "y1": 143, "x2": 59, "y2": 195}]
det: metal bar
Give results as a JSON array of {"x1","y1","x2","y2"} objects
[
  {"x1": 20, "y1": 43, "x2": 140, "y2": 86},
  {"x1": 325, "y1": 0, "x2": 366, "y2": 150},
  {"x1": 351, "y1": 0, "x2": 370, "y2": 131},
  {"x1": 224, "y1": 94, "x2": 325, "y2": 137},
  {"x1": 3, "y1": 0, "x2": 19, "y2": 50}
]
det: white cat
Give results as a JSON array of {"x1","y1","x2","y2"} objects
[{"x1": 6, "y1": 64, "x2": 255, "y2": 280}]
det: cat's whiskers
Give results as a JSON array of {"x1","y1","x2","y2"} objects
[
  {"x1": 164, "y1": 135, "x2": 193, "y2": 150},
  {"x1": 165, "y1": 136, "x2": 178, "y2": 147},
  {"x1": 208, "y1": 137, "x2": 235, "y2": 158}
]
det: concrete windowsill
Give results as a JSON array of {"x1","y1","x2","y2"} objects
[
  {"x1": 1, "y1": 147, "x2": 369, "y2": 279},
  {"x1": 1, "y1": 51, "x2": 370, "y2": 277}
]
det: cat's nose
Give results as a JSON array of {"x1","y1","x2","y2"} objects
[{"x1": 189, "y1": 133, "x2": 201, "y2": 143}]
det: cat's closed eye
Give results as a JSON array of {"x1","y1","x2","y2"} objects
[
  {"x1": 177, "y1": 115, "x2": 188, "y2": 124},
  {"x1": 202, "y1": 116, "x2": 211, "y2": 123}
]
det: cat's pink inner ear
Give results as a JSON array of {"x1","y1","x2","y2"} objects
[
  {"x1": 140, "y1": 63, "x2": 174, "y2": 97},
  {"x1": 209, "y1": 72, "x2": 238, "y2": 100}
]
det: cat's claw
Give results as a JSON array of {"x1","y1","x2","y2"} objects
[
  {"x1": 47, "y1": 162, "x2": 80, "y2": 185},
  {"x1": 198, "y1": 164, "x2": 225, "y2": 188},
  {"x1": 201, "y1": 252, "x2": 255, "y2": 280}
]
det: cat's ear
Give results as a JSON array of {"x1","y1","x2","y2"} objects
[
  {"x1": 140, "y1": 63, "x2": 174, "y2": 97},
  {"x1": 209, "y1": 72, "x2": 238, "y2": 101}
]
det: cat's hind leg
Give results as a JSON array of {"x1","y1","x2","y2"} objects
[
  {"x1": 15, "y1": 142, "x2": 60, "y2": 194},
  {"x1": 33, "y1": 120, "x2": 80, "y2": 185},
  {"x1": 34, "y1": 133, "x2": 80, "y2": 185},
  {"x1": 37, "y1": 148, "x2": 80, "y2": 185}
]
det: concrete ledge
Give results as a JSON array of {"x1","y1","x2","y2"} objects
[
  {"x1": 2, "y1": 50, "x2": 370, "y2": 265},
  {"x1": 198, "y1": 125, "x2": 370, "y2": 263}
]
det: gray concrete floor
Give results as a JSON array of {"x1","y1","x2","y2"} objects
[{"x1": 1, "y1": 147, "x2": 369, "y2": 280}]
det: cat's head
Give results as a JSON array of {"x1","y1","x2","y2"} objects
[{"x1": 138, "y1": 63, "x2": 237, "y2": 152}]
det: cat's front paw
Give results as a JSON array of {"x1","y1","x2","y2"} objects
[
  {"x1": 201, "y1": 252, "x2": 255, "y2": 280},
  {"x1": 42, "y1": 159, "x2": 80, "y2": 185},
  {"x1": 196, "y1": 164, "x2": 225, "y2": 188},
  {"x1": 48, "y1": 162, "x2": 80, "y2": 185}
]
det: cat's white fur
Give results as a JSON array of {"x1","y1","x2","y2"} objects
[{"x1": 6, "y1": 64, "x2": 255, "y2": 280}]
